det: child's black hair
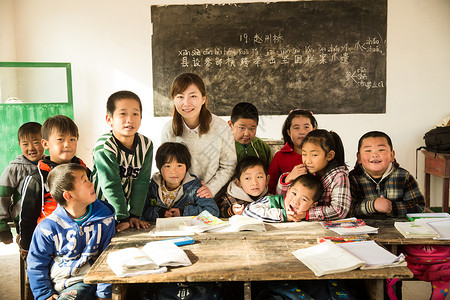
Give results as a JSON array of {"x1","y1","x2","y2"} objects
[
  {"x1": 236, "y1": 155, "x2": 268, "y2": 180},
  {"x1": 155, "y1": 142, "x2": 191, "y2": 171},
  {"x1": 289, "y1": 173, "x2": 324, "y2": 203},
  {"x1": 41, "y1": 115, "x2": 79, "y2": 140},
  {"x1": 281, "y1": 109, "x2": 318, "y2": 145},
  {"x1": 17, "y1": 122, "x2": 42, "y2": 142},
  {"x1": 106, "y1": 90, "x2": 142, "y2": 117},
  {"x1": 47, "y1": 163, "x2": 88, "y2": 207},
  {"x1": 357, "y1": 131, "x2": 394, "y2": 152},
  {"x1": 300, "y1": 129, "x2": 346, "y2": 170},
  {"x1": 230, "y1": 102, "x2": 259, "y2": 125}
]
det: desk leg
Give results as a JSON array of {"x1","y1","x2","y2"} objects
[
  {"x1": 425, "y1": 173, "x2": 431, "y2": 210},
  {"x1": 443, "y1": 178, "x2": 449, "y2": 213},
  {"x1": 112, "y1": 284, "x2": 127, "y2": 300},
  {"x1": 244, "y1": 281, "x2": 251, "y2": 300},
  {"x1": 364, "y1": 279, "x2": 383, "y2": 300}
]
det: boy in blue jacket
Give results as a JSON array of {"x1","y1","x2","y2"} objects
[
  {"x1": 27, "y1": 163, "x2": 115, "y2": 300},
  {"x1": 141, "y1": 142, "x2": 219, "y2": 222}
]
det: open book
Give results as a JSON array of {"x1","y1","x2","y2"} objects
[
  {"x1": 152, "y1": 211, "x2": 228, "y2": 236},
  {"x1": 292, "y1": 240, "x2": 405, "y2": 277},
  {"x1": 215, "y1": 215, "x2": 266, "y2": 232},
  {"x1": 321, "y1": 217, "x2": 378, "y2": 235},
  {"x1": 107, "y1": 240, "x2": 191, "y2": 277}
]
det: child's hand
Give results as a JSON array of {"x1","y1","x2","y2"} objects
[
  {"x1": 164, "y1": 210, "x2": 173, "y2": 218},
  {"x1": 232, "y1": 203, "x2": 245, "y2": 215},
  {"x1": 129, "y1": 217, "x2": 150, "y2": 229},
  {"x1": 168, "y1": 208, "x2": 181, "y2": 217},
  {"x1": 46, "y1": 294, "x2": 58, "y2": 300},
  {"x1": 374, "y1": 196, "x2": 392, "y2": 214},
  {"x1": 286, "y1": 210, "x2": 306, "y2": 222},
  {"x1": 116, "y1": 221, "x2": 130, "y2": 232},
  {"x1": 285, "y1": 164, "x2": 307, "y2": 183},
  {"x1": 197, "y1": 183, "x2": 213, "y2": 199}
]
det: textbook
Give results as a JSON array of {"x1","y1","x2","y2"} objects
[
  {"x1": 215, "y1": 215, "x2": 266, "y2": 232},
  {"x1": 107, "y1": 241, "x2": 192, "y2": 277},
  {"x1": 292, "y1": 240, "x2": 405, "y2": 277},
  {"x1": 152, "y1": 211, "x2": 228, "y2": 236},
  {"x1": 106, "y1": 247, "x2": 167, "y2": 277},
  {"x1": 406, "y1": 212, "x2": 450, "y2": 221},
  {"x1": 394, "y1": 220, "x2": 440, "y2": 239},
  {"x1": 321, "y1": 218, "x2": 378, "y2": 235}
]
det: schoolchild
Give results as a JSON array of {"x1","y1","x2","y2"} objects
[
  {"x1": 27, "y1": 163, "x2": 115, "y2": 300},
  {"x1": 267, "y1": 109, "x2": 317, "y2": 194},
  {"x1": 349, "y1": 132, "x2": 448, "y2": 299},
  {"x1": 349, "y1": 131, "x2": 425, "y2": 217},
  {"x1": 19, "y1": 115, "x2": 89, "y2": 256},
  {"x1": 161, "y1": 73, "x2": 236, "y2": 199},
  {"x1": 92, "y1": 90, "x2": 153, "y2": 232},
  {"x1": 0, "y1": 122, "x2": 45, "y2": 244},
  {"x1": 141, "y1": 142, "x2": 219, "y2": 222},
  {"x1": 277, "y1": 129, "x2": 351, "y2": 220},
  {"x1": 228, "y1": 102, "x2": 272, "y2": 170},
  {"x1": 217, "y1": 156, "x2": 269, "y2": 218},
  {"x1": 243, "y1": 173, "x2": 323, "y2": 222}
]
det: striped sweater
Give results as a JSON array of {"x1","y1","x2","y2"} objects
[{"x1": 92, "y1": 131, "x2": 153, "y2": 221}]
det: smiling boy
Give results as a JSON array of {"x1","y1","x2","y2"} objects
[
  {"x1": 0, "y1": 122, "x2": 45, "y2": 244},
  {"x1": 92, "y1": 90, "x2": 153, "y2": 232},
  {"x1": 349, "y1": 131, "x2": 425, "y2": 217},
  {"x1": 228, "y1": 102, "x2": 272, "y2": 171},
  {"x1": 19, "y1": 115, "x2": 89, "y2": 255},
  {"x1": 243, "y1": 173, "x2": 323, "y2": 222},
  {"x1": 217, "y1": 156, "x2": 270, "y2": 217}
]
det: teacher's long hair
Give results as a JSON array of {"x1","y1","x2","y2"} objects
[{"x1": 170, "y1": 73, "x2": 212, "y2": 136}]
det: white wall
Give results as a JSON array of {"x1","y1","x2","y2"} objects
[{"x1": 2, "y1": 0, "x2": 449, "y2": 207}]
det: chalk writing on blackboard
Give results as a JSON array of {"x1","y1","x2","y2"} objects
[{"x1": 151, "y1": 1, "x2": 387, "y2": 116}]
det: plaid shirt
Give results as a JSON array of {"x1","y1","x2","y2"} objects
[
  {"x1": 349, "y1": 162, "x2": 425, "y2": 217},
  {"x1": 276, "y1": 166, "x2": 351, "y2": 220}
]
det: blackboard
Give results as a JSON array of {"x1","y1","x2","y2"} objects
[{"x1": 151, "y1": 0, "x2": 387, "y2": 116}]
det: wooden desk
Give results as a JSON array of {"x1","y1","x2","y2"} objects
[
  {"x1": 423, "y1": 150, "x2": 450, "y2": 212},
  {"x1": 84, "y1": 223, "x2": 413, "y2": 300}
]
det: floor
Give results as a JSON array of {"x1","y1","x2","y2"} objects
[{"x1": 0, "y1": 235, "x2": 448, "y2": 300}]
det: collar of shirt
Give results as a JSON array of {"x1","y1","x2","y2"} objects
[{"x1": 182, "y1": 119, "x2": 199, "y2": 134}]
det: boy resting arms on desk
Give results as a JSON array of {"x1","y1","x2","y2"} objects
[
  {"x1": 349, "y1": 131, "x2": 424, "y2": 217},
  {"x1": 217, "y1": 156, "x2": 269, "y2": 218},
  {"x1": 27, "y1": 163, "x2": 115, "y2": 300},
  {"x1": 243, "y1": 173, "x2": 323, "y2": 222}
]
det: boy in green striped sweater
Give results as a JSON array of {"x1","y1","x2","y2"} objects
[{"x1": 92, "y1": 91, "x2": 153, "y2": 232}]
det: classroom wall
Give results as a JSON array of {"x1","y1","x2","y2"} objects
[{"x1": 1, "y1": 0, "x2": 449, "y2": 207}]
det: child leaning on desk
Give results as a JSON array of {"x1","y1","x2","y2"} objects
[
  {"x1": 242, "y1": 173, "x2": 323, "y2": 222},
  {"x1": 91, "y1": 91, "x2": 153, "y2": 232},
  {"x1": 217, "y1": 156, "x2": 269, "y2": 218},
  {"x1": 348, "y1": 131, "x2": 449, "y2": 300},
  {"x1": 141, "y1": 142, "x2": 219, "y2": 222},
  {"x1": 276, "y1": 129, "x2": 351, "y2": 221},
  {"x1": 27, "y1": 163, "x2": 115, "y2": 300}
]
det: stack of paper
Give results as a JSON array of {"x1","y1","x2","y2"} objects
[
  {"x1": 321, "y1": 218, "x2": 378, "y2": 235},
  {"x1": 292, "y1": 240, "x2": 405, "y2": 276}
]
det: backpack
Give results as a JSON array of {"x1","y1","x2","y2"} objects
[
  {"x1": 423, "y1": 126, "x2": 450, "y2": 154},
  {"x1": 415, "y1": 126, "x2": 450, "y2": 177}
]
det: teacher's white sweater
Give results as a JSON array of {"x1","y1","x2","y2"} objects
[{"x1": 161, "y1": 114, "x2": 237, "y2": 197}]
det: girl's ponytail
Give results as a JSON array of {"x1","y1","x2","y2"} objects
[{"x1": 329, "y1": 131, "x2": 345, "y2": 167}]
